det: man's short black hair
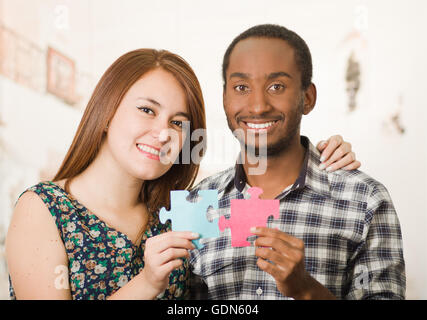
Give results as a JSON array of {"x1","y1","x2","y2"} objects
[{"x1": 222, "y1": 24, "x2": 313, "y2": 90}]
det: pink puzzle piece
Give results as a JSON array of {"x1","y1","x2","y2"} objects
[{"x1": 218, "y1": 187, "x2": 280, "y2": 247}]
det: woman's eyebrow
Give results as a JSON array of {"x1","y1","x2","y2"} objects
[
  {"x1": 137, "y1": 97, "x2": 190, "y2": 119},
  {"x1": 175, "y1": 111, "x2": 190, "y2": 119},
  {"x1": 137, "y1": 97, "x2": 162, "y2": 107}
]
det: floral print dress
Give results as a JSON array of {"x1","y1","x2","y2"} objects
[{"x1": 9, "y1": 181, "x2": 189, "y2": 300}]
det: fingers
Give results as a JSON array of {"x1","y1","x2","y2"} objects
[
  {"x1": 162, "y1": 259, "x2": 184, "y2": 274},
  {"x1": 142, "y1": 231, "x2": 196, "y2": 292},
  {"x1": 251, "y1": 227, "x2": 304, "y2": 250},
  {"x1": 142, "y1": 257, "x2": 184, "y2": 293},
  {"x1": 255, "y1": 240, "x2": 302, "y2": 264},
  {"x1": 146, "y1": 231, "x2": 198, "y2": 253},
  {"x1": 144, "y1": 231, "x2": 197, "y2": 272},
  {"x1": 252, "y1": 228, "x2": 305, "y2": 283},
  {"x1": 157, "y1": 248, "x2": 190, "y2": 266},
  {"x1": 318, "y1": 135, "x2": 360, "y2": 172},
  {"x1": 316, "y1": 140, "x2": 328, "y2": 152},
  {"x1": 156, "y1": 230, "x2": 200, "y2": 241},
  {"x1": 256, "y1": 255, "x2": 290, "y2": 282},
  {"x1": 321, "y1": 151, "x2": 357, "y2": 172},
  {"x1": 342, "y1": 160, "x2": 361, "y2": 170},
  {"x1": 318, "y1": 135, "x2": 344, "y2": 163}
]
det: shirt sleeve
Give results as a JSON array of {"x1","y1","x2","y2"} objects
[{"x1": 344, "y1": 183, "x2": 406, "y2": 299}]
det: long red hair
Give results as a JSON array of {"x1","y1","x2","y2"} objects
[{"x1": 53, "y1": 49, "x2": 206, "y2": 211}]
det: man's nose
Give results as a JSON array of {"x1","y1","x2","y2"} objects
[{"x1": 247, "y1": 89, "x2": 271, "y2": 115}]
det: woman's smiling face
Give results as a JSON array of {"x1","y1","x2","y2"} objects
[{"x1": 105, "y1": 68, "x2": 190, "y2": 181}]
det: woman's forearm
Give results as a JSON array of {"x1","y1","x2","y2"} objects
[{"x1": 107, "y1": 272, "x2": 161, "y2": 300}]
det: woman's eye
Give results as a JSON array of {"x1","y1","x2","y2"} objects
[
  {"x1": 234, "y1": 84, "x2": 249, "y2": 93},
  {"x1": 137, "y1": 106, "x2": 154, "y2": 115},
  {"x1": 171, "y1": 120, "x2": 183, "y2": 128}
]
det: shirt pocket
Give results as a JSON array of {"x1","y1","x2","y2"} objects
[{"x1": 201, "y1": 260, "x2": 234, "y2": 277}]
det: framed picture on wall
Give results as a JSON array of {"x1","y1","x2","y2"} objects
[{"x1": 46, "y1": 46, "x2": 76, "y2": 105}]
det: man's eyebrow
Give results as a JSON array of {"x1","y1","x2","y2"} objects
[
  {"x1": 267, "y1": 72, "x2": 292, "y2": 80},
  {"x1": 229, "y1": 72, "x2": 250, "y2": 80},
  {"x1": 228, "y1": 72, "x2": 292, "y2": 80}
]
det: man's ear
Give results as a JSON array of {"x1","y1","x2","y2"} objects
[
  {"x1": 303, "y1": 83, "x2": 317, "y2": 115},
  {"x1": 223, "y1": 86, "x2": 227, "y2": 110}
]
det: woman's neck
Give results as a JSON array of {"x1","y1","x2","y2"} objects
[{"x1": 67, "y1": 144, "x2": 144, "y2": 213}]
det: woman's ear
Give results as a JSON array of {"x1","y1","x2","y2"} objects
[{"x1": 303, "y1": 83, "x2": 317, "y2": 115}]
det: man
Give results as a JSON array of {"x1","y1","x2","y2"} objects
[{"x1": 188, "y1": 24, "x2": 405, "y2": 299}]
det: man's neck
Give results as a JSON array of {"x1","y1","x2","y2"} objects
[{"x1": 242, "y1": 136, "x2": 306, "y2": 199}]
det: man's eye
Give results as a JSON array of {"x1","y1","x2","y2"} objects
[
  {"x1": 137, "y1": 106, "x2": 154, "y2": 115},
  {"x1": 269, "y1": 84, "x2": 285, "y2": 92},
  {"x1": 234, "y1": 85, "x2": 249, "y2": 92}
]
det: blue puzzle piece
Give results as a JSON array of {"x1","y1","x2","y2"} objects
[{"x1": 159, "y1": 190, "x2": 219, "y2": 249}]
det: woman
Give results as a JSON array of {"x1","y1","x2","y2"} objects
[{"x1": 5, "y1": 49, "x2": 360, "y2": 300}]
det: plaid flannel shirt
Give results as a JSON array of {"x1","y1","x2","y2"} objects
[{"x1": 188, "y1": 136, "x2": 405, "y2": 300}]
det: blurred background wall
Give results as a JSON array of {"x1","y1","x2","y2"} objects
[{"x1": 0, "y1": 0, "x2": 425, "y2": 299}]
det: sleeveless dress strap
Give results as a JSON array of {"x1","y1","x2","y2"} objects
[{"x1": 19, "y1": 181, "x2": 77, "y2": 242}]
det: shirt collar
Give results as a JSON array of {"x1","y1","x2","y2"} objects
[
  {"x1": 233, "y1": 136, "x2": 331, "y2": 198},
  {"x1": 304, "y1": 138, "x2": 332, "y2": 198}
]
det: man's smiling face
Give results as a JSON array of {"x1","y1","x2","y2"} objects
[{"x1": 223, "y1": 37, "x2": 308, "y2": 157}]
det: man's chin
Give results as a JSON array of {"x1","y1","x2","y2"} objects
[{"x1": 241, "y1": 143, "x2": 276, "y2": 158}]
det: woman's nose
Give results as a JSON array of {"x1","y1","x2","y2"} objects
[
  {"x1": 158, "y1": 128, "x2": 171, "y2": 143},
  {"x1": 150, "y1": 119, "x2": 171, "y2": 143}
]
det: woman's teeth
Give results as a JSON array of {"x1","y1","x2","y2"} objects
[
  {"x1": 137, "y1": 144, "x2": 160, "y2": 156},
  {"x1": 246, "y1": 121, "x2": 275, "y2": 129}
]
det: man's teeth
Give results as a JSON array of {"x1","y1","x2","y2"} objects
[
  {"x1": 246, "y1": 121, "x2": 275, "y2": 129},
  {"x1": 137, "y1": 144, "x2": 160, "y2": 156}
]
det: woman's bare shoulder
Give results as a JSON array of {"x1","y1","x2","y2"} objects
[
  {"x1": 6, "y1": 186, "x2": 70, "y2": 299},
  {"x1": 6, "y1": 187, "x2": 63, "y2": 248}
]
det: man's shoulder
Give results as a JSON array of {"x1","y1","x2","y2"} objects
[
  {"x1": 324, "y1": 168, "x2": 392, "y2": 204},
  {"x1": 305, "y1": 138, "x2": 388, "y2": 202}
]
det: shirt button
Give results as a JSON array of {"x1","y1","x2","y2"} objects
[{"x1": 256, "y1": 287, "x2": 263, "y2": 296}]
